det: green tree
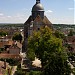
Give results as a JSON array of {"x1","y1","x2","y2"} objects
[
  {"x1": 0, "y1": 48, "x2": 4, "y2": 53},
  {"x1": 29, "y1": 71, "x2": 41, "y2": 75},
  {"x1": 12, "y1": 33, "x2": 22, "y2": 43},
  {"x1": 68, "y1": 29, "x2": 73, "y2": 36},
  {"x1": 54, "y1": 30, "x2": 65, "y2": 39},
  {"x1": 0, "y1": 31, "x2": 8, "y2": 36},
  {"x1": 27, "y1": 27, "x2": 71, "y2": 75},
  {"x1": 16, "y1": 69, "x2": 26, "y2": 75}
]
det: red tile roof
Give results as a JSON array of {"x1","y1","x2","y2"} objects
[
  {"x1": 65, "y1": 36, "x2": 75, "y2": 44},
  {"x1": 0, "y1": 53, "x2": 22, "y2": 60}
]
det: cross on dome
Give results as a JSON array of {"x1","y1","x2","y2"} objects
[{"x1": 36, "y1": 0, "x2": 40, "y2": 4}]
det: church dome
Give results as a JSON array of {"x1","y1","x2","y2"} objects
[{"x1": 32, "y1": 3, "x2": 44, "y2": 11}]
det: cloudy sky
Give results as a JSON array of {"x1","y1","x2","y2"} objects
[{"x1": 0, "y1": 0, "x2": 74, "y2": 24}]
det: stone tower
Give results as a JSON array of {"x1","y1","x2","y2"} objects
[{"x1": 22, "y1": 0, "x2": 52, "y2": 52}]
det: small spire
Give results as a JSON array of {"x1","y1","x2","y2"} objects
[{"x1": 36, "y1": 0, "x2": 40, "y2": 4}]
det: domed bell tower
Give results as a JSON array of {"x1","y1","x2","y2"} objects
[
  {"x1": 23, "y1": 0, "x2": 52, "y2": 52},
  {"x1": 32, "y1": 0, "x2": 44, "y2": 20}
]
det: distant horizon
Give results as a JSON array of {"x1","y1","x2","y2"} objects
[
  {"x1": 0, "y1": 23, "x2": 75, "y2": 25},
  {"x1": 0, "y1": 0, "x2": 74, "y2": 24}
]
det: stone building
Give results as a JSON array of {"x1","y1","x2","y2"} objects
[
  {"x1": 8, "y1": 44, "x2": 20, "y2": 54},
  {"x1": 23, "y1": 0, "x2": 52, "y2": 52}
]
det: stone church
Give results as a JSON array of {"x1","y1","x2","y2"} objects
[{"x1": 23, "y1": 0, "x2": 52, "y2": 52}]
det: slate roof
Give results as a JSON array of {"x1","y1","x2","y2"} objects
[
  {"x1": 24, "y1": 16, "x2": 32, "y2": 25},
  {"x1": 24, "y1": 15, "x2": 52, "y2": 27},
  {"x1": 32, "y1": 3, "x2": 44, "y2": 11}
]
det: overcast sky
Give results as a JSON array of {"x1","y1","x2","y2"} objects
[{"x1": 0, "y1": 0, "x2": 74, "y2": 24}]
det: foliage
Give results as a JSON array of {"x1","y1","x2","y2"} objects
[
  {"x1": 6, "y1": 59, "x2": 19, "y2": 65},
  {"x1": 27, "y1": 26, "x2": 71, "y2": 75},
  {"x1": 0, "y1": 31, "x2": 8, "y2": 36},
  {"x1": 27, "y1": 49, "x2": 35, "y2": 61},
  {"x1": 16, "y1": 69, "x2": 26, "y2": 75},
  {"x1": 0, "y1": 48, "x2": 5, "y2": 53},
  {"x1": 54, "y1": 30, "x2": 65, "y2": 39},
  {"x1": 29, "y1": 71, "x2": 41, "y2": 75},
  {"x1": 16, "y1": 63, "x2": 26, "y2": 75},
  {"x1": 0, "y1": 58, "x2": 20, "y2": 66},
  {"x1": 12, "y1": 32, "x2": 22, "y2": 43},
  {"x1": 68, "y1": 52, "x2": 75, "y2": 61},
  {"x1": 16, "y1": 63, "x2": 41, "y2": 75},
  {"x1": 72, "y1": 68, "x2": 75, "y2": 75},
  {"x1": 68, "y1": 29, "x2": 74, "y2": 36},
  {"x1": 0, "y1": 24, "x2": 24, "y2": 28}
]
